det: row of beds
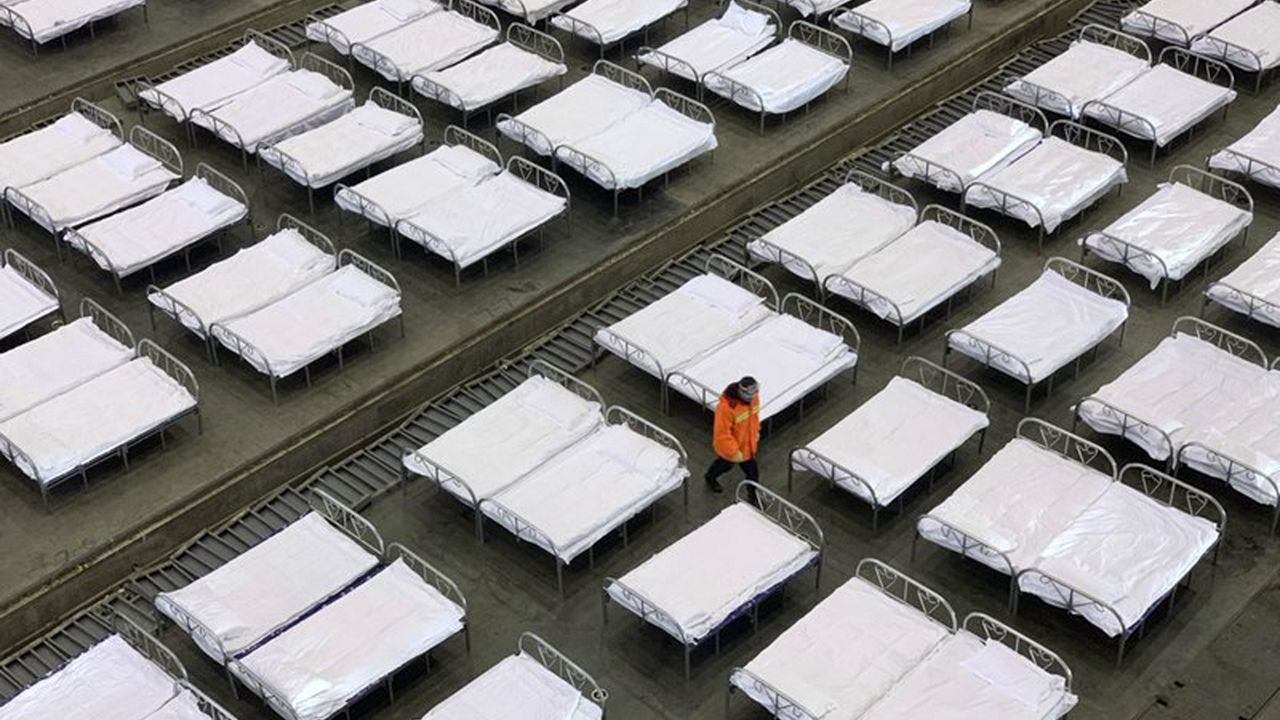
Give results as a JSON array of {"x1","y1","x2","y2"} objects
[{"x1": 0, "y1": 0, "x2": 147, "y2": 52}]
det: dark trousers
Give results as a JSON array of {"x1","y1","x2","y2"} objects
[{"x1": 706, "y1": 457, "x2": 759, "y2": 488}]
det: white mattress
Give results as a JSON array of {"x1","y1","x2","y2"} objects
[
  {"x1": 259, "y1": 103, "x2": 423, "y2": 188},
  {"x1": 795, "y1": 377, "x2": 988, "y2": 507},
  {"x1": 213, "y1": 264, "x2": 401, "y2": 379},
  {"x1": 14, "y1": 144, "x2": 178, "y2": 233},
  {"x1": 1189, "y1": 1, "x2": 1280, "y2": 72},
  {"x1": 148, "y1": 229, "x2": 335, "y2": 338},
  {"x1": 235, "y1": 560, "x2": 465, "y2": 720},
  {"x1": 192, "y1": 70, "x2": 355, "y2": 153},
  {"x1": 1082, "y1": 182, "x2": 1252, "y2": 288},
  {"x1": 832, "y1": 0, "x2": 971, "y2": 51},
  {"x1": 66, "y1": 177, "x2": 248, "y2": 277},
  {"x1": 483, "y1": 424, "x2": 686, "y2": 563},
  {"x1": 949, "y1": 270, "x2": 1128, "y2": 384},
  {"x1": 352, "y1": 9, "x2": 498, "y2": 80},
  {"x1": 0, "y1": 318, "x2": 133, "y2": 423},
  {"x1": 595, "y1": 273, "x2": 773, "y2": 377},
  {"x1": 0, "y1": 357, "x2": 196, "y2": 484},
  {"x1": 704, "y1": 38, "x2": 849, "y2": 115},
  {"x1": 891, "y1": 109, "x2": 1042, "y2": 193},
  {"x1": 1023, "y1": 483, "x2": 1218, "y2": 637},
  {"x1": 557, "y1": 98, "x2": 717, "y2": 190},
  {"x1": 831, "y1": 220, "x2": 1000, "y2": 324},
  {"x1": 397, "y1": 169, "x2": 566, "y2": 269},
  {"x1": 733, "y1": 576, "x2": 950, "y2": 720},
  {"x1": 550, "y1": 0, "x2": 686, "y2": 45},
  {"x1": 1207, "y1": 231, "x2": 1280, "y2": 327},
  {"x1": 778, "y1": 0, "x2": 851, "y2": 16},
  {"x1": 154, "y1": 512, "x2": 379, "y2": 662},
  {"x1": 1186, "y1": 391, "x2": 1280, "y2": 506},
  {"x1": 1209, "y1": 104, "x2": 1280, "y2": 189},
  {"x1": 0, "y1": 264, "x2": 58, "y2": 341},
  {"x1": 637, "y1": 4, "x2": 777, "y2": 82},
  {"x1": 414, "y1": 42, "x2": 567, "y2": 111},
  {"x1": 669, "y1": 313, "x2": 857, "y2": 422},
  {"x1": 1122, "y1": 0, "x2": 1255, "y2": 45},
  {"x1": 334, "y1": 143, "x2": 499, "y2": 226},
  {"x1": 4, "y1": 0, "x2": 144, "y2": 44},
  {"x1": 1082, "y1": 64, "x2": 1236, "y2": 147},
  {"x1": 480, "y1": 0, "x2": 574, "y2": 23},
  {"x1": 305, "y1": 0, "x2": 441, "y2": 54},
  {"x1": 0, "y1": 635, "x2": 178, "y2": 720},
  {"x1": 747, "y1": 182, "x2": 917, "y2": 282},
  {"x1": 607, "y1": 503, "x2": 818, "y2": 643},
  {"x1": 402, "y1": 375, "x2": 603, "y2": 501},
  {"x1": 964, "y1": 136, "x2": 1127, "y2": 233},
  {"x1": 496, "y1": 73, "x2": 652, "y2": 157},
  {"x1": 139, "y1": 41, "x2": 291, "y2": 121},
  {"x1": 0, "y1": 112, "x2": 120, "y2": 192},
  {"x1": 1004, "y1": 41, "x2": 1151, "y2": 118},
  {"x1": 423, "y1": 652, "x2": 603, "y2": 720}
]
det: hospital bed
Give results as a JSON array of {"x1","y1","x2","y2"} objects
[
  {"x1": 0, "y1": 98, "x2": 122, "y2": 213},
  {"x1": 306, "y1": 0, "x2": 442, "y2": 57},
  {"x1": 0, "y1": 248, "x2": 62, "y2": 343},
  {"x1": 637, "y1": 1, "x2": 779, "y2": 92},
  {"x1": 550, "y1": 0, "x2": 689, "y2": 57},
  {"x1": 1003, "y1": 24, "x2": 1151, "y2": 119},
  {"x1": 351, "y1": 0, "x2": 500, "y2": 87},
  {"x1": 1122, "y1": 0, "x2": 1255, "y2": 47},
  {"x1": 831, "y1": 0, "x2": 973, "y2": 68},
  {"x1": 1, "y1": 0, "x2": 147, "y2": 52},
  {"x1": 1204, "y1": 230, "x2": 1280, "y2": 329},
  {"x1": 1209, "y1": 103, "x2": 1280, "y2": 190},
  {"x1": 476, "y1": 0, "x2": 576, "y2": 24},
  {"x1": 1189, "y1": 0, "x2": 1280, "y2": 92}
]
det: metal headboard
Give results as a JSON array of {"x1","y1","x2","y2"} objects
[
  {"x1": 309, "y1": 489, "x2": 387, "y2": 557},
  {"x1": 455, "y1": 0, "x2": 502, "y2": 33},
  {"x1": 1079, "y1": 23, "x2": 1151, "y2": 62},
  {"x1": 972, "y1": 91, "x2": 1049, "y2": 135},
  {"x1": 71, "y1": 97, "x2": 124, "y2": 140},
  {"x1": 386, "y1": 542, "x2": 468, "y2": 613},
  {"x1": 592, "y1": 59, "x2": 653, "y2": 97},
  {"x1": 705, "y1": 253, "x2": 780, "y2": 309},
  {"x1": 80, "y1": 298, "x2": 135, "y2": 350},
  {"x1": 528, "y1": 358, "x2": 605, "y2": 409},
  {"x1": 338, "y1": 249, "x2": 401, "y2": 297},
  {"x1": 1016, "y1": 417, "x2": 1118, "y2": 480},
  {"x1": 736, "y1": 481, "x2": 824, "y2": 554},
  {"x1": 781, "y1": 293, "x2": 861, "y2": 356},
  {"x1": 654, "y1": 87, "x2": 716, "y2": 128},
  {"x1": 1119, "y1": 464, "x2": 1227, "y2": 535},
  {"x1": 195, "y1": 163, "x2": 250, "y2": 214},
  {"x1": 1170, "y1": 316, "x2": 1268, "y2": 368},
  {"x1": 1159, "y1": 46, "x2": 1236, "y2": 90},
  {"x1": 789, "y1": 20, "x2": 853, "y2": 65},
  {"x1": 442, "y1": 124, "x2": 503, "y2": 168},
  {"x1": 920, "y1": 205, "x2": 1001, "y2": 256},
  {"x1": 300, "y1": 51, "x2": 355, "y2": 91},
  {"x1": 368, "y1": 85, "x2": 425, "y2": 131},
  {"x1": 605, "y1": 405, "x2": 689, "y2": 469},
  {"x1": 1, "y1": 248, "x2": 59, "y2": 305},
  {"x1": 1045, "y1": 257, "x2": 1132, "y2": 307},
  {"x1": 129, "y1": 125, "x2": 184, "y2": 176},
  {"x1": 242, "y1": 28, "x2": 296, "y2": 67},
  {"x1": 507, "y1": 22, "x2": 564, "y2": 65},
  {"x1": 508, "y1": 156, "x2": 571, "y2": 204},
  {"x1": 1048, "y1": 120, "x2": 1130, "y2": 165},
  {"x1": 113, "y1": 613, "x2": 189, "y2": 682},
  {"x1": 1169, "y1": 165, "x2": 1254, "y2": 216},
  {"x1": 899, "y1": 356, "x2": 990, "y2": 415},
  {"x1": 962, "y1": 613, "x2": 1074, "y2": 691},
  {"x1": 278, "y1": 213, "x2": 337, "y2": 258},
  {"x1": 845, "y1": 168, "x2": 919, "y2": 217},
  {"x1": 138, "y1": 339, "x2": 200, "y2": 402},
  {"x1": 518, "y1": 632, "x2": 609, "y2": 707},
  {"x1": 855, "y1": 558, "x2": 958, "y2": 631}
]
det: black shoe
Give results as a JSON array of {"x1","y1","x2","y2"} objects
[{"x1": 705, "y1": 476, "x2": 724, "y2": 493}]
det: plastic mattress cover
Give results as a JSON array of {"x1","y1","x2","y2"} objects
[
  {"x1": 1209, "y1": 104, "x2": 1280, "y2": 188},
  {"x1": 1082, "y1": 64, "x2": 1236, "y2": 147},
  {"x1": 139, "y1": 41, "x2": 290, "y2": 121},
  {"x1": 948, "y1": 270, "x2": 1128, "y2": 384},
  {"x1": 5, "y1": 0, "x2": 145, "y2": 44},
  {"x1": 352, "y1": 9, "x2": 499, "y2": 80},
  {"x1": 192, "y1": 70, "x2": 355, "y2": 153},
  {"x1": 594, "y1": 273, "x2": 774, "y2": 377},
  {"x1": 919, "y1": 438, "x2": 1114, "y2": 573},
  {"x1": 1207, "y1": 231, "x2": 1280, "y2": 327},
  {"x1": 0, "y1": 357, "x2": 196, "y2": 484},
  {"x1": 795, "y1": 376, "x2": 988, "y2": 507},
  {"x1": 704, "y1": 38, "x2": 849, "y2": 114},
  {"x1": 1186, "y1": 389, "x2": 1280, "y2": 506},
  {"x1": 15, "y1": 144, "x2": 178, "y2": 233},
  {"x1": 637, "y1": 3, "x2": 777, "y2": 82},
  {"x1": 832, "y1": 0, "x2": 971, "y2": 51},
  {"x1": 0, "y1": 264, "x2": 58, "y2": 341},
  {"x1": 483, "y1": 423, "x2": 687, "y2": 563},
  {"x1": 550, "y1": 0, "x2": 687, "y2": 45},
  {"x1": 154, "y1": 512, "x2": 379, "y2": 662},
  {"x1": 259, "y1": 103, "x2": 423, "y2": 188},
  {"x1": 833, "y1": 220, "x2": 1000, "y2": 324},
  {"x1": 212, "y1": 264, "x2": 401, "y2": 379},
  {"x1": 0, "y1": 317, "x2": 133, "y2": 422},
  {"x1": 414, "y1": 42, "x2": 567, "y2": 111},
  {"x1": 747, "y1": 182, "x2": 917, "y2": 282},
  {"x1": 1122, "y1": 0, "x2": 1255, "y2": 45},
  {"x1": 860, "y1": 631, "x2": 1076, "y2": 720},
  {"x1": 1189, "y1": 1, "x2": 1280, "y2": 72},
  {"x1": 0, "y1": 635, "x2": 178, "y2": 720},
  {"x1": 67, "y1": 177, "x2": 249, "y2": 277},
  {"x1": 733, "y1": 576, "x2": 950, "y2": 720},
  {"x1": 335, "y1": 143, "x2": 498, "y2": 226},
  {"x1": 606, "y1": 503, "x2": 818, "y2": 643},
  {"x1": 0, "y1": 112, "x2": 120, "y2": 192},
  {"x1": 305, "y1": 0, "x2": 441, "y2": 54},
  {"x1": 1082, "y1": 181, "x2": 1252, "y2": 288},
  {"x1": 1023, "y1": 483, "x2": 1219, "y2": 637},
  {"x1": 423, "y1": 652, "x2": 603, "y2": 720},
  {"x1": 963, "y1": 136, "x2": 1128, "y2": 233},
  {"x1": 496, "y1": 73, "x2": 652, "y2": 156},
  {"x1": 891, "y1": 109, "x2": 1042, "y2": 193},
  {"x1": 479, "y1": 0, "x2": 576, "y2": 23},
  {"x1": 236, "y1": 560, "x2": 465, "y2": 720},
  {"x1": 402, "y1": 375, "x2": 603, "y2": 501},
  {"x1": 1003, "y1": 41, "x2": 1151, "y2": 118},
  {"x1": 556, "y1": 97, "x2": 717, "y2": 190}
]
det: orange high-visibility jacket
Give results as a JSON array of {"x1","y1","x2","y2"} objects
[{"x1": 713, "y1": 391, "x2": 760, "y2": 462}]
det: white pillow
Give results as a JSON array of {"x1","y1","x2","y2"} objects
[
  {"x1": 434, "y1": 144, "x2": 499, "y2": 182},
  {"x1": 51, "y1": 113, "x2": 105, "y2": 144},
  {"x1": 175, "y1": 178, "x2": 240, "y2": 216},
  {"x1": 230, "y1": 42, "x2": 287, "y2": 77},
  {"x1": 768, "y1": 315, "x2": 845, "y2": 362},
  {"x1": 721, "y1": 1, "x2": 772, "y2": 37},
  {"x1": 286, "y1": 71, "x2": 341, "y2": 101},
  {"x1": 333, "y1": 267, "x2": 396, "y2": 306},
  {"x1": 961, "y1": 640, "x2": 1061, "y2": 709},
  {"x1": 379, "y1": 0, "x2": 432, "y2": 22},
  {"x1": 263, "y1": 229, "x2": 330, "y2": 266},
  {"x1": 354, "y1": 105, "x2": 416, "y2": 137},
  {"x1": 681, "y1": 274, "x2": 764, "y2": 318},
  {"x1": 100, "y1": 146, "x2": 162, "y2": 181}
]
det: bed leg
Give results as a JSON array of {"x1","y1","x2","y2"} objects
[
  {"x1": 385, "y1": 675, "x2": 394, "y2": 705},
  {"x1": 1116, "y1": 634, "x2": 1128, "y2": 667},
  {"x1": 601, "y1": 589, "x2": 609, "y2": 626},
  {"x1": 557, "y1": 561, "x2": 564, "y2": 596},
  {"x1": 871, "y1": 506, "x2": 880, "y2": 534},
  {"x1": 1023, "y1": 383, "x2": 1033, "y2": 413},
  {"x1": 685, "y1": 647, "x2": 692, "y2": 682},
  {"x1": 270, "y1": 376, "x2": 279, "y2": 405}
]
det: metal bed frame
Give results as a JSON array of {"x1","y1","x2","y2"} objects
[
  {"x1": 702, "y1": 20, "x2": 852, "y2": 134},
  {"x1": 830, "y1": 0, "x2": 974, "y2": 69},
  {"x1": 304, "y1": 1, "x2": 441, "y2": 61},
  {"x1": 1014, "y1": 463, "x2": 1225, "y2": 665},
  {"x1": 962, "y1": 611, "x2": 1075, "y2": 697},
  {"x1": 1122, "y1": 0, "x2": 1255, "y2": 48},
  {"x1": 770, "y1": 0, "x2": 856, "y2": 19},
  {"x1": 824, "y1": 204, "x2": 999, "y2": 346},
  {"x1": 1, "y1": 0, "x2": 149, "y2": 54},
  {"x1": 1189, "y1": 7, "x2": 1277, "y2": 94},
  {"x1": 113, "y1": 613, "x2": 239, "y2": 720},
  {"x1": 0, "y1": 248, "x2": 63, "y2": 338},
  {"x1": 515, "y1": 632, "x2": 609, "y2": 715},
  {"x1": 944, "y1": 256, "x2": 1130, "y2": 411},
  {"x1": 914, "y1": 417, "x2": 1119, "y2": 611},
  {"x1": 394, "y1": 156, "x2": 571, "y2": 284},
  {"x1": 476, "y1": 0, "x2": 578, "y2": 23},
  {"x1": 351, "y1": 0, "x2": 502, "y2": 92},
  {"x1": 146, "y1": 213, "x2": 337, "y2": 363},
  {"x1": 210, "y1": 249, "x2": 404, "y2": 404},
  {"x1": 550, "y1": 0, "x2": 691, "y2": 60},
  {"x1": 412, "y1": 22, "x2": 567, "y2": 128},
  {"x1": 1082, "y1": 165, "x2": 1253, "y2": 303},
  {"x1": 603, "y1": 480, "x2": 824, "y2": 681},
  {"x1": 787, "y1": 356, "x2": 989, "y2": 531},
  {"x1": 636, "y1": 0, "x2": 780, "y2": 98},
  {"x1": 63, "y1": 163, "x2": 252, "y2": 294},
  {"x1": 1203, "y1": 232, "x2": 1280, "y2": 329},
  {"x1": 1006, "y1": 24, "x2": 1151, "y2": 120}
]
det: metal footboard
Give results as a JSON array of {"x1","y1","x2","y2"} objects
[{"x1": 518, "y1": 632, "x2": 608, "y2": 709}]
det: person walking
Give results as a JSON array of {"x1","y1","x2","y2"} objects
[{"x1": 705, "y1": 376, "x2": 761, "y2": 500}]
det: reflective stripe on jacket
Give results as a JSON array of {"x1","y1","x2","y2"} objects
[{"x1": 712, "y1": 392, "x2": 760, "y2": 461}]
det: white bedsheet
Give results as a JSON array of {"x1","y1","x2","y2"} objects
[
  {"x1": 1209, "y1": 104, "x2": 1280, "y2": 188},
  {"x1": 236, "y1": 560, "x2": 465, "y2": 720},
  {"x1": 747, "y1": 183, "x2": 917, "y2": 282},
  {"x1": 260, "y1": 103, "x2": 423, "y2": 188},
  {"x1": 414, "y1": 42, "x2": 567, "y2": 111},
  {"x1": 4, "y1": 0, "x2": 144, "y2": 44},
  {"x1": 1122, "y1": 0, "x2": 1255, "y2": 45},
  {"x1": 154, "y1": 512, "x2": 379, "y2": 661},
  {"x1": 949, "y1": 270, "x2": 1128, "y2": 384},
  {"x1": 778, "y1": 0, "x2": 851, "y2": 16},
  {"x1": 0, "y1": 318, "x2": 132, "y2": 422},
  {"x1": 1207, "y1": 231, "x2": 1280, "y2": 327},
  {"x1": 637, "y1": 4, "x2": 777, "y2": 82},
  {"x1": 833, "y1": 0, "x2": 970, "y2": 51},
  {"x1": 1189, "y1": 1, "x2": 1280, "y2": 72},
  {"x1": 550, "y1": 0, "x2": 686, "y2": 45},
  {"x1": 423, "y1": 652, "x2": 603, "y2": 720},
  {"x1": 192, "y1": 70, "x2": 355, "y2": 153},
  {"x1": 0, "y1": 112, "x2": 120, "y2": 192},
  {"x1": 13, "y1": 144, "x2": 177, "y2": 233},
  {"x1": 402, "y1": 375, "x2": 603, "y2": 501},
  {"x1": 733, "y1": 576, "x2": 949, "y2": 720},
  {"x1": 0, "y1": 636, "x2": 178, "y2": 720},
  {"x1": 305, "y1": 0, "x2": 441, "y2": 54},
  {"x1": 1082, "y1": 64, "x2": 1236, "y2": 147},
  {"x1": 795, "y1": 377, "x2": 988, "y2": 507},
  {"x1": 557, "y1": 97, "x2": 716, "y2": 190},
  {"x1": 496, "y1": 73, "x2": 652, "y2": 156},
  {"x1": 148, "y1": 229, "x2": 334, "y2": 338},
  {"x1": 920, "y1": 438, "x2": 1115, "y2": 572},
  {"x1": 705, "y1": 38, "x2": 848, "y2": 114},
  {"x1": 213, "y1": 264, "x2": 401, "y2": 379},
  {"x1": 0, "y1": 264, "x2": 58, "y2": 341},
  {"x1": 891, "y1": 109, "x2": 1042, "y2": 193},
  {"x1": 139, "y1": 41, "x2": 291, "y2": 121},
  {"x1": 1082, "y1": 182, "x2": 1252, "y2": 288},
  {"x1": 480, "y1": 0, "x2": 574, "y2": 23},
  {"x1": 352, "y1": 9, "x2": 498, "y2": 81},
  {"x1": 1004, "y1": 41, "x2": 1151, "y2": 118},
  {"x1": 964, "y1": 136, "x2": 1127, "y2": 233},
  {"x1": 334, "y1": 143, "x2": 498, "y2": 226},
  {"x1": 0, "y1": 357, "x2": 196, "y2": 484},
  {"x1": 607, "y1": 503, "x2": 817, "y2": 643}
]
